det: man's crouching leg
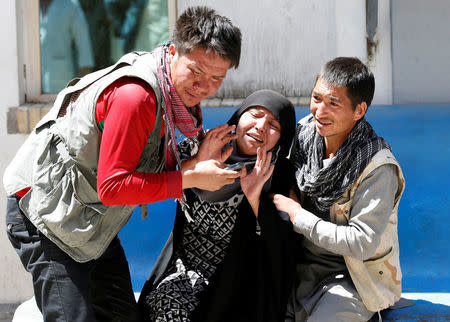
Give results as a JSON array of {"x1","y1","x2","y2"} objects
[{"x1": 307, "y1": 279, "x2": 374, "y2": 322}]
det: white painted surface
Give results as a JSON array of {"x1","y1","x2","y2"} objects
[
  {"x1": 391, "y1": 0, "x2": 450, "y2": 104},
  {"x1": 0, "y1": 1, "x2": 33, "y2": 304},
  {"x1": 12, "y1": 298, "x2": 42, "y2": 322},
  {"x1": 178, "y1": 0, "x2": 368, "y2": 100},
  {"x1": 11, "y1": 293, "x2": 450, "y2": 321},
  {"x1": 371, "y1": 0, "x2": 393, "y2": 105},
  {"x1": 0, "y1": 1, "x2": 20, "y2": 108},
  {"x1": 402, "y1": 293, "x2": 450, "y2": 306},
  {"x1": 334, "y1": 0, "x2": 366, "y2": 59}
]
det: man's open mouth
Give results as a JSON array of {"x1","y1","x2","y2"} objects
[{"x1": 316, "y1": 118, "x2": 332, "y2": 126}]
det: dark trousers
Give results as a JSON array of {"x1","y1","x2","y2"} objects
[{"x1": 6, "y1": 195, "x2": 139, "y2": 322}]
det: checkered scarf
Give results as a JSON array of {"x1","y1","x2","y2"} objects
[
  {"x1": 156, "y1": 45, "x2": 205, "y2": 170},
  {"x1": 291, "y1": 115, "x2": 390, "y2": 212}
]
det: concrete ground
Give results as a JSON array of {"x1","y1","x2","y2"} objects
[
  {"x1": 0, "y1": 303, "x2": 19, "y2": 322},
  {"x1": 3, "y1": 293, "x2": 450, "y2": 321}
]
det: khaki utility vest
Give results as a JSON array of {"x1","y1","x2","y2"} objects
[
  {"x1": 4, "y1": 52, "x2": 166, "y2": 262},
  {"x1": 330, "y1": 149, "x2": 405, "y2": 312}
]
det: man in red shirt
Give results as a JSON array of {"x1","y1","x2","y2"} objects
[{"x1": 4, "y1": 6, "x2": 242, "y2": 322}]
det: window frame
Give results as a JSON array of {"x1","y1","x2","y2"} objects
[{"x1": 22, "y1": 0, "x2": 177, "y2": 103}]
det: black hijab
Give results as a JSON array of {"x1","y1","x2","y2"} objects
[
  {"x1": 192, "y1": 90, "x2": 296, "y2": 203},
  {"x1": 227, "y1": 89, "x2": 296, "y2": 160}
]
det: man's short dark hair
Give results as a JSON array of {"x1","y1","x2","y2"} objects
[
  {"x1": 172, "y1": 6, "x2": 242, "y2": 69},
  {"x1": 317, "y1": 57, "x2": 375, "y2": 108}
]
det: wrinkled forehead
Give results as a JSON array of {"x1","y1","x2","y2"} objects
[{"x1": 241, "y1": 105, "x2": 280, "y2": 122}]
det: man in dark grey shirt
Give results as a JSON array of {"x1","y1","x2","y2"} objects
[{"x1": 273, "y1": 57, "x2": 405, "y2": 321}]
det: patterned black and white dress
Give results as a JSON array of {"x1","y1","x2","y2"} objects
[
  {"x1": 139, "y1": 152, "x2": 297, "y2": 322},
  {"x1": 144, "y1": 188, "x2": 245, "y2": 321}
]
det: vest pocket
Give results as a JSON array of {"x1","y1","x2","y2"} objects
[
  {"x1": 363, "y1": 247, "x2": 401, "y2": 287},
  {"x1": 332, "y1": 199, "x2": 351, "y2": 224},
  {"x1": 37, "y1": 163, "x2": 107, "y2": 248},
  {"x1": 364, "y1": 247, "x2": 393, "y2": 264}
]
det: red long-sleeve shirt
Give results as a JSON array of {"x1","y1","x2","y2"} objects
[
  {"x1": 16, "y1": 77, "x2": 182, "y2": 203},
  {"x1": 95, "y1": 77, "x2": 182, "y2": 205}
]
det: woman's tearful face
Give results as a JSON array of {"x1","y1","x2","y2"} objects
[{"x1": 236, "y1": 106, "x2": 281, "y2": 156}]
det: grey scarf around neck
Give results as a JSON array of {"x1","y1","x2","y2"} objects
[{"x1": 291, "y1": 115, "x2": 390, "y2": 212}]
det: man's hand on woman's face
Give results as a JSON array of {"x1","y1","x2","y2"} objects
[{"x1": 196, "y1": 123, "x2": 237, "y2": 163}]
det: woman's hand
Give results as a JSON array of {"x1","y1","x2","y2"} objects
[{"x1": 240, "y1": 147, "x2": 274, "y2": 217}]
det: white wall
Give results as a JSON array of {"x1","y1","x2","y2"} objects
[
  {"x1": 0, "y1": 1, "x2": 33, "y2": 303},
  {"x1": 178, "y1": 0, "x2": 370, "y2": 101},
  {"x1": 392, "y1": 0, "x2": 450, "y2": 104},
  {"x1": 371, "y1": 0, "x2": 393, "y2": 105}
]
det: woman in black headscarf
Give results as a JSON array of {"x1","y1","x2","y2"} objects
[{"x1": 139, "y1": 90, "x2": 297, "y2": 322}]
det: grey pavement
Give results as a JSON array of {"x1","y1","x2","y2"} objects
[
  {"x1": 4, "y1": 293, "x2": 450, "y2": 321},
  {"x1": 0, "y1": 303, "x2": 19, "y2": 322}
]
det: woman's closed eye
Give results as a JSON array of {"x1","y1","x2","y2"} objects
[{"x1": 269, "y1": 121, "x2": 281, "y2": 131}]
